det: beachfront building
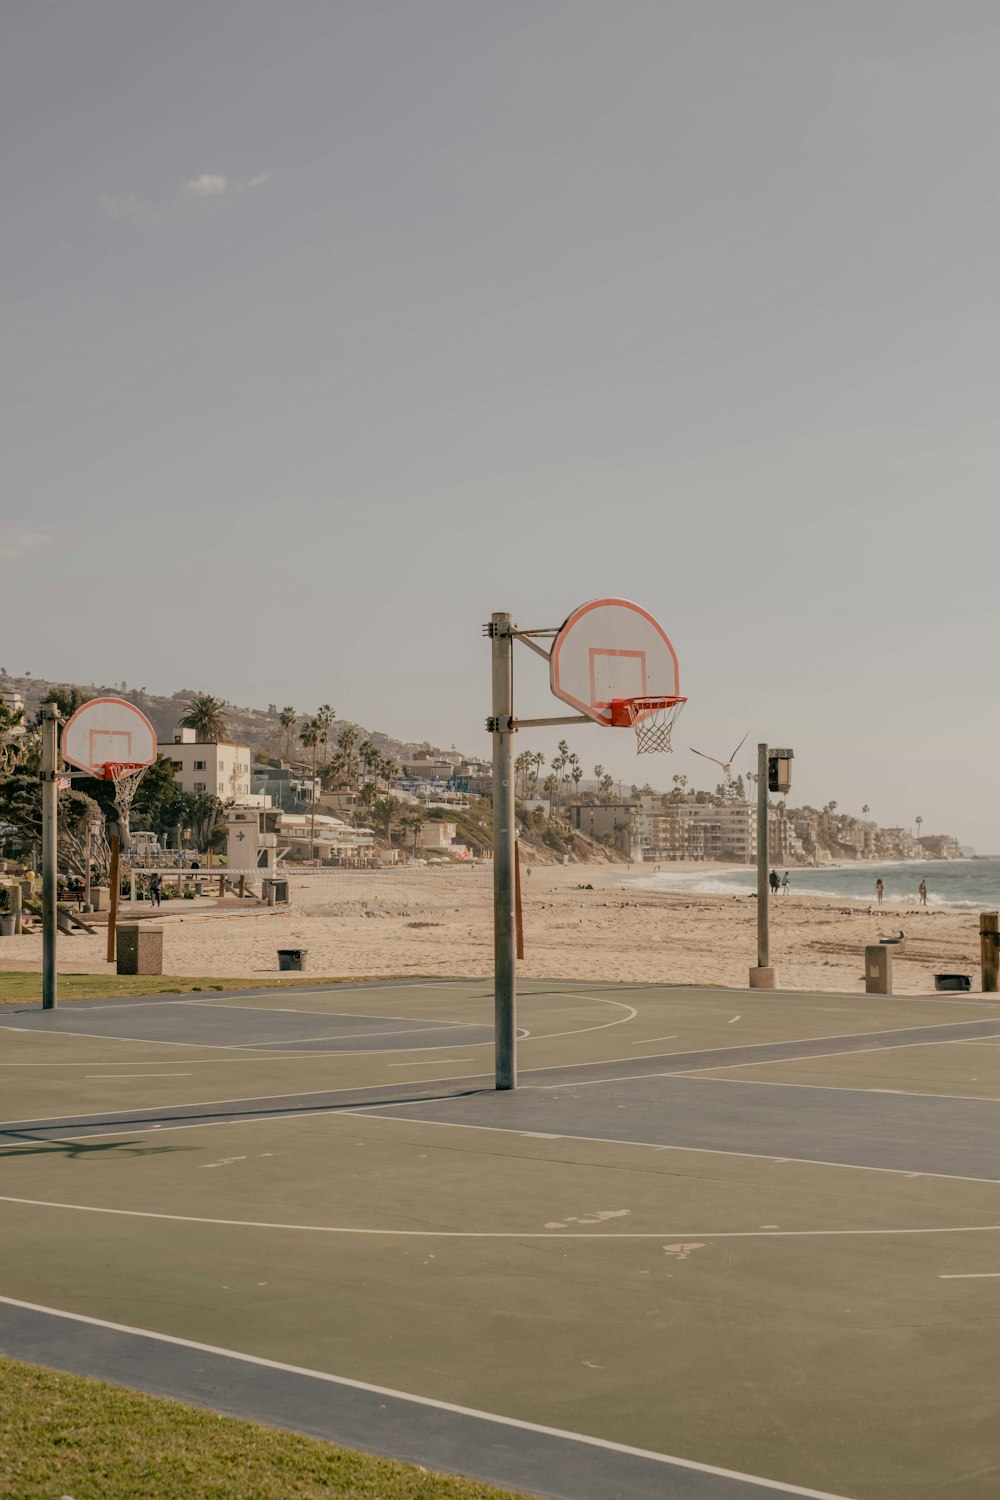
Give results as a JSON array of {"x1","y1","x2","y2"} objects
[
  {"x1": 565, "y1": 803, "x2": 639, "y2": 858},
  {"x1": 626, "y1": 795, "x2": 804, "y2": 865},
  {"x1": 252, "y1": 763, "x2": 320, "y2": 812},
  {"x1": 279, "y1": 811, "x2": 376, "y2": 865},
  {"x1": 917, "y1": 834, "x2": 963, "y2": 860},
  {"x1": 161, "y1": 728, "x2": 251, "y2": 801}
]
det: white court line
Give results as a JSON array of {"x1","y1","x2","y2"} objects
[
  {"x1": 671, "y1": 1074, "x2": 1000, "y2": 1107},
  {"x1": 0, "y1": 1024, "x2": 490, "y2": 1061},
  {"x1": 389, "y1": 1060, "x2": 474, "y2": 1067},
  {"x1": 86, "y1": 1074, "x2": 193, "y2": 1079},
  {"x1": 234, "y1": 1023, "x2": 483, "y2": 1048},
  {"x1": 5, "y1": 1103, "x2": 1000, "y2": 1187},
  {"x1": 2, "y1": 1194, "x2": 1000, "y2": 1242},
  {"x1": 0, "y1": 1078, "x2": 495, "y2": 1131},
  {"x1": 0, "y1": 1295, "x2": 853, "y2": 1500},
  {"x1": 346, "y1": 1111, "x2": 1000, "y2": 1187},
  {"x1": 532, "y1": 1031, "x2": 1000, "y2": 1093},
  {"x1": 729, "y1": 1015, "x2": 742, "y2": 1023},
  {"x1": 631, "y1": 1035, "x2": 679, "y2": 1045},
  {"x1": 939, "y1": 1271, "x2": 1000, "y2": 1279}
]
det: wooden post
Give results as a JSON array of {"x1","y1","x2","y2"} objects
[
  {"x1": 219, "y1": 873, "x2": 225, "y2": 897},
  {"x1": 514, "y1": 840, "x2": 524, "y2": 961},
  {"x1": 239, "y1": 874, "x2": 246, "y2": 900},
  {"x1": 981, "y1": 912, "x2": 999, "y2": 993},
  {"x1": 12, "y1": 880, "x2": 22, "y2": 936},
  {"x1": 106, "y1": 835, "x2": 120, "y2": 963}
]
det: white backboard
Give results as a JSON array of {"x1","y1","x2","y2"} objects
[
  {"x1": 549, "y1": 598, "x2": 681, "y2": 726},
  {"x1": 62, "y1": 697, "x2": 157, "y2": 777}
]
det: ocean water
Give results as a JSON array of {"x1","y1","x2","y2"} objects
[{"x1": 620, "y1": 858, "x2": 1000, "y2": 910}]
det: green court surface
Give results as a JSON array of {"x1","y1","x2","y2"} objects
[{"x1": 3, "y1": 978, "x2": 1000, "y2": 1499}]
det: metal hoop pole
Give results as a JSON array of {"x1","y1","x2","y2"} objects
[
  {"x1": 41, "y1": 703, "x2": 59, "y2": 1010},
  {"x1": 490, "y1": 612, "x2": 517, "y2": 1089}
]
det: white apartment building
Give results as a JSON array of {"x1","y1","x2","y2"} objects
[
  {"x1": 638, "y1": 796, "x2": 804, "y2": 864},
  {"x1": 160, "y1": 727, "x2": 252, "y2": 801}
]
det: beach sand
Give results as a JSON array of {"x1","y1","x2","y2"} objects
[{"x1": 0, "y1": 862, "x2": 985, "y2": 996}]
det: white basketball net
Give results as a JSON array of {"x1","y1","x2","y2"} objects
[
  {"x1": 623, "y1": 698, "x2": 686, "y2": 755},
  {"x1": 105, "y1": 762, "x2": 149, "y2": 853}
]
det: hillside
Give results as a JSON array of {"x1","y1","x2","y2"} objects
[{"x1": 1, "y1": 674, "x2": 450, "y2": 768}]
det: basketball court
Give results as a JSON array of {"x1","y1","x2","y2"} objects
[
  {"x1": 11, "y1": 604, "x2": 998, "y2": 1494},
  {"x1": 3, "y1": 976, "x2": 1000, "y2": 1499}
]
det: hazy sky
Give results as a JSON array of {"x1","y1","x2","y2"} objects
[{"x1": 4, "y1": 2, "x2": 1000, "y2": 848}]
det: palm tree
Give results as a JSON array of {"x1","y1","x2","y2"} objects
[
  {"x1": 400, "y1": 810, "x2": 424, "y2": 856},
  {"x1": 599, "y1": 773, "x2": 615, "y2": 802},
  {"x1": 337, "y1": 726, "x2": 359, "y2": 788},
  {"x1": 301, "y1": 704, "x2": 335, "y2": 862},
  {"x1": 915, "y1": 814, "x2": 923, "y2": 842},
  {"x1": 278, "y1": 707, "x2": 297, "y2": 761},
  {"x1": 371, "y1": 795, "x2": 401, "y2": 844},
  {"x1": 530, "y1": 751, "x2": 545, "y2": 797},
  {"x1": 515, "y1": 751, "x2": 533, "y2": 800},
  {"x1": 862, "y1": 804, "x2": 870, "y2": 820},
  {"x1": 179, "y1": 694, "x2": 228, "y2": 742},
  {"x1": 569, "y1": 754, "x2": 583, "y2": 800},
  {"x1": 358, "y1": 740, "x2": 380, "y2": 787}
]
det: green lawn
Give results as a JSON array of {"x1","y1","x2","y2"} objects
[
  {"x1": 0, "y1": 1358, "x2": 528, "y2": 1499},
  {"x1": 0, "y1": 973, "x2": 394, "y2": 1005}
]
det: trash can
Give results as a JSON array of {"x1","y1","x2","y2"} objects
[
  {"x1": 277, "y1": 948, "x2": 307, "y2": 972},
  {"x1": 935, "y1": 974, "x2": 972, "y2": 992},
  {"x1": 117, "y1": 923, "x2": 164, "y2": 976}
]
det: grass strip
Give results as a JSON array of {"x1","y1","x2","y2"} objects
[
  {"x1": 0, "y1": 974, "x2": 409, "y2": 1005},
  {"x1": 0, "y1": 1356, "x2": 530, "y2": 1499}
]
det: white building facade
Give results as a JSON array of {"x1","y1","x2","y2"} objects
[{"x1": 160, "y1": 728, "x2": 251, "y2": 801}]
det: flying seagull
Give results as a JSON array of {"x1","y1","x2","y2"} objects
[{"x1": 689, "y1": 732, "x2": 749, "y2": 777}]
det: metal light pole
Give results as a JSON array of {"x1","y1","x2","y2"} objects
[
  {"x1": 757, "y1": 741, "x2": 768, "y2": 968},
  {"x1": 750, "y1": 740, "x2": 775, "y2": 989},
  {"x1": 489, "y1": 612, "x2": 516, "y2": 1089},
  {"x1": 40, "y1": 703, "x2": 59, "y2": 1010}
]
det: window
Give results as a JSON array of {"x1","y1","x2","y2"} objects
[
  {"x1": 194, "y1": 781, "x2": 206, "y2": 791},
  {"x1": 171, "y1": 760, "x2": 182, "y2": 770},
  {"x1": 194, "y1": 760, "x2": 206, "y2": 771}
]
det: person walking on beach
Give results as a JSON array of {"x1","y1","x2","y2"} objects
[
  {"x1": 875, "y1": 878, "x2": 885, "y2": 905},
  {"x1": 769, "y1": 868, "x2": 780, "y2": 896},
  {"x1": 150, "y1": 872, "x2": 162, "y2": 908},
  {"x1": 781, "y1": 871, "x2": 790, "y2": 895},
  {"x1": 918, "y1": 879, "x2": 928, "y2": 906}
]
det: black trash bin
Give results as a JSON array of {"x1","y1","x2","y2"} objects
[
  {"x1": 277, "y1": 948, "x2": 308, "y2": 972},
  {"x1": 935, "y1": 973, "x2": 971, "y2": 992}
]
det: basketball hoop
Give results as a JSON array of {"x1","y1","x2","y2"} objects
[
  {"x1": 102, "y1": 761, "x2": 149, "y2": 853},
  {"x1": 612, "y1": 696, "x2": 687, "y2": 754}
]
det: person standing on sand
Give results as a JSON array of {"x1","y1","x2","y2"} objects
[
  {"x1": 781, "y1": 871, "x2": 790, "y2": 895},
  {"x1": 876, "y1": 878, "x2": 885, "y2": 905},
  {"x1": 918, "y1": 879, "x2": 928, "y2": 906},
  {"x1": 769, "y1": 869, "x2": 780, "y2": 895}
]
